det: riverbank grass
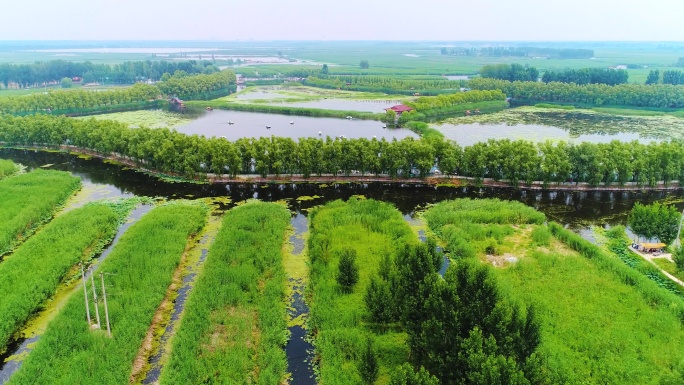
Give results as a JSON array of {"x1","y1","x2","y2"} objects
[
  {"x1": 308, "y1": 198, "x2": 417, "y2": 384},
  {"x1": 0, "y1": 159, "x2": 18, "y2": 179},
  {"x1": 7, "y1": 201, "x2": 207, "y2": 385},
  {"x1": 0, "y1": 200, "x2": 131, "y2": 355},
  {"x1": 424, "y1": 199, "x2": 684, "y2": 384},
  {"x1": 0, "y1": 170, "x2": 81, "y2": 257},
  {"x1": 158, "y1": 201, "x2": 290, "y2": 385}
]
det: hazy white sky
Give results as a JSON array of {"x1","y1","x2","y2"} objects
[{"x1": 3, "y1": 0, "x2": 684, "y2": 41}]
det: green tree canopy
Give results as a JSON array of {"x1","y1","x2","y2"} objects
[{"x1": 628, "y1": 202, "x2": 681, "y2": 244}]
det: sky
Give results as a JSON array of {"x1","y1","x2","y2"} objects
[{"x1": 3, "y1": 0, "x2": 684, "y2": 41}]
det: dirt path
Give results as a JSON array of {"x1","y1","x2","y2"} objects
[{"x1": 631, "y1": 249, "x2": 684, "y2": 286}]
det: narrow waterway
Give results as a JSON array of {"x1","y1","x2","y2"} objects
[
  {"x1": 2, "y1": 148, "x2": 684, "y2": 231},
  {"x1": 141, "y1": 213, "x2": 221, "y2": 384},
  {"x1": 285, "y1": 213, "x2": 316, "y2": 385},
  {"x1": 0, "y1": 204, "x2": 153, "y2": 384}
]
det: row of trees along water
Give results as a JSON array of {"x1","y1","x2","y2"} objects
[
  {"x1": 646, "y1": 69, "x2": 684, "y2": 85},
  {"x1": 479, "y1": 64, "x2": 629, "y2": 86},
  {"x1": 468, "y1": 77, "x2": 684, "y2": 108},
  {"x1": 2, "y1": 114, "x2": 684, "y2": 187},
  {"x1": 0, "y1": 60, "x2": 221, "y2": 88},
  {"x1": 0, "y1": 71, "x2": 235, "y2": 115},
  {"x1": 304, "y1": 75, "x2": 466, "y2": 95},
  {"x1": 541, "y1": 68, "x2": 629, "y2": 85}
]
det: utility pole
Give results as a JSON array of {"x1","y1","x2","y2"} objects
[
  {"x1": 90, "y1": 269, "x2": 101, "y2": 329},
  {"x1": 675, "y1": 209, "x2": 684, "y2": 249},
  {"x1": 100, "y1": 273, "x2": 112, "y2": 338},
  {"x1": 81, "y1": 263, "x2": 91, "y2": 326}
]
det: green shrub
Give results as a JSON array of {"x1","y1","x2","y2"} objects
[{"x1": 531, "y1": 226, "x2": 552, "y2": 246}]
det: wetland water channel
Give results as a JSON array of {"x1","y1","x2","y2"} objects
[
  {"x1": 0, "y1": 204, "x2": 154, "y2": 384},
  {"x1": 1, "y1": 147, "x2": 684, "y2": 383}
]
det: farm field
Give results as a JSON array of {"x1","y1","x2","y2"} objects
[
  {"x1": 0, "y1": 200, "x2": 129, "y2": 355},
  {"x1": 6, "y1": 201, "x2": 207, "y2": 385},
  {"x1": 159, "y1": 201, "x2": 290, "y2": 384},
  {"x1": 0, "y1": 170, "x2": 81, "y2": 257},
  {"x1": 423, "y1": 199, "x2": 684, "y2": 384}
]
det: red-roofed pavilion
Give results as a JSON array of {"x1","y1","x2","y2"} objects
[{"x1": 384, "y1": 104, "x2": 414, "y2": 115}]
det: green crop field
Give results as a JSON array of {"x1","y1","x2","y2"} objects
[
  {"x1": 7, "y1": 201, "x2": 207, "y2": 385},
  {"x1": 0, "y1": 170, "x2": 81, "y2": 257},
  {"x1": 159, "y1": 201, "x2": 290, "y2": 384}
]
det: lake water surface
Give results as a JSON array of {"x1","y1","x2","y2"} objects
[
  {"x1": 175, "y1": 110, "x2": 417, "y2": 141},
  {"x1": 437, "y1": 122, "x2": 651, "y2": 146}
]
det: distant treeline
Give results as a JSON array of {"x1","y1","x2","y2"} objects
[
  {"x1": 468, "y1": 77, "x2": 684, "y2": 108},
  {"x1": 480, "y1": 64, "x2": 539, "y2": 82},
  {"x1": 676, "y1": 58, "x2": 684, "y2": 67},
  {"x1": 542, "y1": 68, "x2": 628, "y2": 85},
  {"x1": 441, "y1": 47, "x2": 594, "y2": 59},
  {"x1": 2, "y1": 114, "x2": 684, "y2": 187},
  {"x1": 0, "y1": 71, "x2": 235, "y2": 115},
  {"x1": 304, "y1": 75, "x2": 465, "y2": 95},
  {"x1": 0, "y1": 60, "x2": 221, "y2": 88},
  {"x1": 646, "y1": 70, "x2": 684, "y2": 85}
]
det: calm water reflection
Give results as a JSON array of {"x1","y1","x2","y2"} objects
[
  {"x1": 175, "y1": 110, "x2": 416, "y2": 141},
  {"x1": 2, "y1": 148, "x2": 682, "y2": 230},
  {"x1": 436, "y1": 122, "x2": 648, "y2": 146}
]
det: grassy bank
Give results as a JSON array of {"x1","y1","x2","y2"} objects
[
  {"x1": 159, "y1": 201, "x2": 290, "y2": 385},
  {"x1": 7, "y1": 201, "x2": 207, "y2": 385},
  {"x1": 0, "y1": 159, "x2": 18, "y2": 179},
  {"x1": 0, "y1": 170, "x2": 81, "y2": 257},
  {"x1": 424, "y1": 199, "x2": 684, "y2": 384},
  {"x1": 308, "y1": 198, "x2": 417, "y2": 384},
  {"x1": 0, "y1": 200, "x2": 131, "y2": 354}
]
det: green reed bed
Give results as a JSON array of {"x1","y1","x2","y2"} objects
[
  {"x1": 159, "y1": 201, "x2": 290, "y2": 385},
  {"x1": 498, "y1": 247, "x2": 684, "y2": 384},
  {"x1": 424, "y1": 199, "x2": 684, "y2": 384},
  {"x1": 0, "y1": 170, "x2": 81, "y2": 257},
  {"x1": 7, "y1": 201, "x2": 207, "y2": 385},
  {"x1": 0, "y1": 200, "x2": 131, "y2": 354},
  {"x1": 307, "y1": 198, "x2": 416, "y2": 384},
  {"x1": 549, "y1": 222, "x2": 684, "y2": 318},
  {"x1": 0, "y1": 159, "x2": 18, "y2": 179}
]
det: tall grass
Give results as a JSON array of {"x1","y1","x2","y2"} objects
[
  {"x1": 0, "y1": 159, "x2": 18, "y2": 179},
  {"x1": 423, "y1": 199, "x2": 545, "y2": 258},
  {"x1": 0, "y1": 170, "x2": 81, "y2": 257},
  {"x1": 498, "y1": 248, "x2": 684, "y2": 384},
  {"x1": 159, "y1": 201, "x2": 290, "y2": 385},
  {"x1": 424, "y1": 199, "x2": 684, "y2": 383},
  {"x1": 0, "y1": 201, "x2": 131, "y2": 354},
  {"x1": 548, "y1": 222, "x2": 684, "y2": 321},
  {"x1": 7, "y1": 201, "x2": 207, "y2": 385},
  {"x1": 307, "y1": 198, "x2": 416, "y2": 384}
]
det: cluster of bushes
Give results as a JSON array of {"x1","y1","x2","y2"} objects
[
  {"x1": 480, "y1": 64, "x2": 540, "y2": 82},
  {"x1": 0, "y1": 159, "x2": 18, "y2": 179}
]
